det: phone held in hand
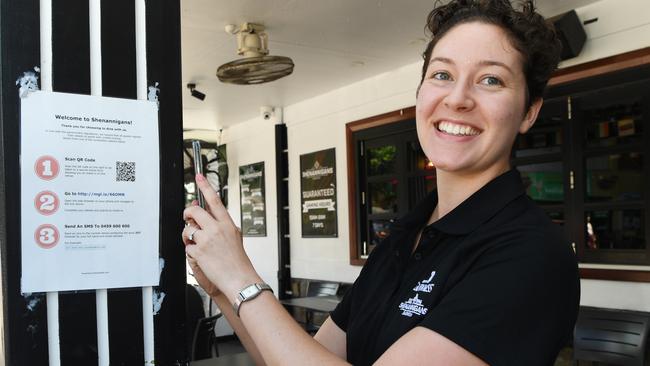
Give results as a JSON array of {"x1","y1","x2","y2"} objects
[{"x1": 192, "y1": 140, "x2": 206, "y2": 209}]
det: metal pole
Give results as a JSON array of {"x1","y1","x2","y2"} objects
[
  {"x1": 89, "y1": 1, "x2": 110, "y2": 365},
  {"x1": 40, "y1": 0, "x2": 61, "y2": 365},
  {"x1": 135, "y1": 0, "x2": 156, "y2": 364}
]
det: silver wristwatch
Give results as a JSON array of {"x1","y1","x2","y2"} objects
[{"x1": 233, "y1": 282, "x2": 273, "y2": 316}]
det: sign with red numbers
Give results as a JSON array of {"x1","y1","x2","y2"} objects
[{"x1": 20, "y1": 91, "x2": 160, "y2": 293}]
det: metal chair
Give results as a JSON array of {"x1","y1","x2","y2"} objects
[
  {"x1": 191, "y1": 314, "x2": 222, "y2": 360},
  {"x1": 307, "y1": 281, "x2": 339, "y2": 297},
  {"x1": 573, "y1": 306, "x2": 650, "y2": 366},
  {"x1": 186, "y1": 284, "x2": 206, "y2": 357},
  {"x1": 302, "y1": 281, "x2": 339, "y2": 333}
]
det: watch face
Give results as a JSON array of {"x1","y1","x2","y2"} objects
[{"x1": 241, "y1": 285, "x2": 258, "y2": 298}]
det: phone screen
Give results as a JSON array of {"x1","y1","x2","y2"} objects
[{"x1": 192, "y1": 140, "x2": 206, "y2": 208}]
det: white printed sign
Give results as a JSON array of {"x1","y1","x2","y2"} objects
[{"x1": 20, "y1": 91, "x2": 160, "y2": 293}]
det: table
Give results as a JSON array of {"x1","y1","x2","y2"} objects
[
  {"x1": 190, "y1": 352, "x2": 254, "y2": 366},
  {"x1": 279, "y1": 295, "x2": 341, "y2": 313}
]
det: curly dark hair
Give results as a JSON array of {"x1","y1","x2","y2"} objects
[{"x1": 419, "y1": 0, "x2": 562, "y2": 109}]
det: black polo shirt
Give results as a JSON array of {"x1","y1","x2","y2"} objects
[{"x1": 331, "y1": 169, "x2": 580, "y2": 366}]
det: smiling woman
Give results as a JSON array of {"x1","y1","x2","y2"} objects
[{"x1": 182, "y1": 0, "x2": 579, "y2": 365}]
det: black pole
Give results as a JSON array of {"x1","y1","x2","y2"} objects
[{"x1": 274, "y1": 123, "x2": 291, "y2": 299}]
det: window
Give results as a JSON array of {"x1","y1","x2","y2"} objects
[
  {"x1": 346, "y1": 109, "x2": 435, "y2": 263},
  {"x1": 513, "y1": 63, "x2": 650, "y2": 265}
]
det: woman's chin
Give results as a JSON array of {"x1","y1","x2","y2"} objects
[{"x1": 429, "y1": 161, "x2": 467, "y2": 174}]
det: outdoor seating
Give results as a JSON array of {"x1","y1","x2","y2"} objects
[{"x1": 573, "y1": 306, "x2": 650, "y2": 365}]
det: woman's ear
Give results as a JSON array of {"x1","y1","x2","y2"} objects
[{"x1": 519, "y1": 98, "x2": 543, "y2": 134}]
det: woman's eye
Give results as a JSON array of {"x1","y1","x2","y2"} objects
[
  {"x1": 431, "y1": 71, "x2": 452, "y2": 81},
  {"x1": 481, "y1": 76, "x2": 503, "y2": 86}
]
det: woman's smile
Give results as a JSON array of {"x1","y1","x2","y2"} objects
[{"x1": 435, "y1": 120, "x2": 482, "y2": 136}]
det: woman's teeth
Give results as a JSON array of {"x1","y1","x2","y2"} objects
[{"x1": 437, "y1": 121, "x2": 481, "y2": 136}]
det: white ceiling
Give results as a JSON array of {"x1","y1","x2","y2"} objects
[{"x1": 181, "y1": 0, "x2": 602, "y2": 131}]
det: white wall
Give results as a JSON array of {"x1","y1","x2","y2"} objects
[
  {"x1": 224, "y1": 117, "x2": 280, "y2": 294},
  {"x1": 284, "y1": 62, "x2": 420, "y2": 282},
  {"x1": 217, "y1": 0, "x2": 650, "y2": 314}
]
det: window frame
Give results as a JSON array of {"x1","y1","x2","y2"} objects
[
  {"x1": 346, "y1": 108, "x2": 416, "y2": 265},
  {"x1": 537, "y1": 60, "x2": 650, "y2": 267}
]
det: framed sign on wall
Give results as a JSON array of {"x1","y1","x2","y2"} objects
[
  {"x1": 300, "y1": 148, "x2": 338, "y2": 237},
  {"x1": 239, "y1": 162, "x2": 266, "y2": 237}
]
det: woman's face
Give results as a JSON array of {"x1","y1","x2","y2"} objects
[{"x1": 416, "y1": 21, "x2": 542, "y2": 178}]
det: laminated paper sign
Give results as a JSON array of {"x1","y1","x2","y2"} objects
[
  {"x1": 20, "y1": 91, "x2": 160, "y2": 293},
  {"x1": 239, "y1": 162, "x2": 266, "y2": 237}
]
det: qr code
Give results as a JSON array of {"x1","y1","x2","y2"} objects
[{"x1": 116, "y1": 161, "x2": 135, "y2": 182}]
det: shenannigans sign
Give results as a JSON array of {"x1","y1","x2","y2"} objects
[{"x1": 20, "y1": 91, "x2": 160, "y2": 293}]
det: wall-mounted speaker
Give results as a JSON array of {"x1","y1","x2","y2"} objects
[{"x1": 551, "y1": 10, "x2": 587, "y2": 61}]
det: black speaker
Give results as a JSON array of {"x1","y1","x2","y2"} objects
[{"x1": 551, "y1": 10, "x2": 587, "y2": 61}]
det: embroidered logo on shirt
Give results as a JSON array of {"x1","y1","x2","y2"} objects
[
  {"x1": 398, "y1": 293, "x2": 428, "y2": 317},
  {"x1": 412, "y1": 271, "x2": 436, "y2": 293}
]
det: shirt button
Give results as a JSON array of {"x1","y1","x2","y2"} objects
[
  {"x1": 394, "y1": 250, "x2": 400, "y2": 257},
  {"x1": 414, "y1": 252, "x2": 422, "y2": 260}
]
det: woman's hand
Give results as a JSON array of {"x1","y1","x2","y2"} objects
[
  {"x1": 187, "y1": 256, "x2": 221, "y2": 298},
  {"x1": 182, "y1": 174, "x2": 262, "y2": 302},
  {"x1": 183, "y1": 201, "x2": 221, "y2": 298}
]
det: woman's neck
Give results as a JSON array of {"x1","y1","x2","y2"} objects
[{"x1": 431, "y1": 164, "x2": 511, "y2": 223}]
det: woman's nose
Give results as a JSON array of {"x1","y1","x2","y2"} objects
[{"x1": 443, "y1": 80, "x2": 475, "y2": 112}]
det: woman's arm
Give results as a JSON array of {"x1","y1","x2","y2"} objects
[
  {"x1": 183, "y1": 175, "x2": 349, "y2": 366},
  {"x1": 186, "y1": 258, "x2": 267, "y2": 365},
  {"x1": 314, "y1": 317, "x2": 347, "y2": 359},
  {"x1": 183, "y1": 175, "x2": 483, "y2": 366},
  {"x1": 188, "y1": 258, "x2": 346, "y2": 365},
  {"x1": 374, "y1": 327, "x2": 488, "y2": 366},
  {"x1": 212, "y1": 292, "x2": 267, "y2": 365}
]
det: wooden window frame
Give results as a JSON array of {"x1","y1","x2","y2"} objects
[{"x1": 346, "y1": 107, "x2": 415, "y2": 265}]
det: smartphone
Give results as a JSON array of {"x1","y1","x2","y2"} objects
[{"x1": 192, "y1": 140, "x2": 206, "y2": 209}]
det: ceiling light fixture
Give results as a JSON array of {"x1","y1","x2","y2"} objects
[{"x1": 187, "y1": 83, "x2": 206, "y2": 101}]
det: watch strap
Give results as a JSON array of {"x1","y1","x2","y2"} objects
[{"x1": 233, "y1": 282, "x2": 273, "y2": 317}]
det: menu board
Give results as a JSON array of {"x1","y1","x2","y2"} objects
[
  {"x1": 300, "y1": 148, "x2": 338, "y2": 237},
  {"x1": 20, "y1": 91, "x2": 160, "y2": 293},
  {"x1": 239, "y1": 162, "x2": 266, "y2": 237}
]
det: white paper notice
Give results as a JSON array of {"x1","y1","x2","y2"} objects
[{"x1": 20, "y1": 91, "x2": 160, "y2": 293}]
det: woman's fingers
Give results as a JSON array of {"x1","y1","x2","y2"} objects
[
  {"x1": 183, "y1": 205, "x2": 217, "y2": 230},
  {"x1": 185, "y1": 242, "x2": 199, "y2": 260},
  {"x1": 195, "y1": 174, "x2": 232, "y2": 223}
]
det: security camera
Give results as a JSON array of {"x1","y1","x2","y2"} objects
[{"x1": 260, "y1": 106, "x2": 274, "y2": 120}]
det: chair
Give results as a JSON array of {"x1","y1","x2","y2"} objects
[
  {"x1": 303, "y1": 281, "x2": 340, "y2": 333},
  {"x1": 186, "y1": 284, "x2": 206, "y2": 356},
  {"x1": 573, "y1": 306, "x2": 650, "y2": 366},
  {"x1": 307, "y1": 281, "x2": 339, "y2": 297},
  {"x1": 191, "y1": 314, "x2": 222, "y2": 360}
]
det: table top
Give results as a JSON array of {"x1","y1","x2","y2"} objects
[
  {"x1": 190, "y1": 352, "x2": 254, "y2": 366},
  {"x1": 279, "y1": 295, "x2": 341, "y2": 313}
]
